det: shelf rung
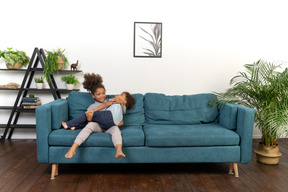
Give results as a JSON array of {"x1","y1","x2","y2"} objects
[
  {"x1": 0, "y1": 106, "x2": 36, "y2": 112},
  {"x1": 0, "y1": 124, "x2": 36, "y2": 128},
  {"x1": 0, "y1": 106, "x2": 13, "y2": 110}
]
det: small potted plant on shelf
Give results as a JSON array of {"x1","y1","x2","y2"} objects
[
  {"x1": 61, "y1": 74, "x2": 79, "y2": 90},
  {"x1": 0, "y1": 47, "x2": 30, "y2": 69},
  {"x1": 34, "y1": 76, "x2": 44, "y2": 89},
  {"x1": 44, "y1": 48, "x2": 69, "y2": 83}
]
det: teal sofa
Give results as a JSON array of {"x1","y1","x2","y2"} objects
[{"x1": 36, "y1": 91, "x2": 255, "y2": 179}]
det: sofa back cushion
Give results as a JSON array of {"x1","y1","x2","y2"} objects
[
  {"x1": 144, "y1": 93, "x2": 218, "y2": 125},
  {"x1": 66, "y1": 91, "x2": 145, "y2": 126}
]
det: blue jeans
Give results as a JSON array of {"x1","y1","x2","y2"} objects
[{"x1": 66, "y1": 111, "x2": 115, "y2": 129}]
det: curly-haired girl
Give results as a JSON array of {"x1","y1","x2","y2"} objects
[{"x1": 63, "y1": 73, "x2": 135, "y2": 159}]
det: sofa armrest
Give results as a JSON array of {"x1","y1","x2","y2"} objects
[
  {"x1": 236, "y1": 105, "x2": 255, "y2": 163},
  {"x1": 219, "y1": 103, "x2": 255, "y2": 163},
  {"x1": 36, "y1": 99, "x2": 68, "y2": 163}
]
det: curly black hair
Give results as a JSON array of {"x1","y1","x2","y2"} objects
[
  {"x1": 82, "y1": 73, "x2": 105, "y2": 93},
  {"x1": 123, "y1": 92, "x2": 135, "y2": 110}
]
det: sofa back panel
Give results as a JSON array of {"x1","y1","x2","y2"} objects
[
  {"x1": 66, "y1": 91, "x2": 145, "y2": 126},
  {"x1": 144, "y1": 93, "x2": 218, "y2": 125}
]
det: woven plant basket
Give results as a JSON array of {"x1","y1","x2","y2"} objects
[
  {"x1": 254, "y1": 143, "x2": 282, "y2": 164},
  {"x1": 57, "y1": 56, "x2": 64, "y2": 70},
  {"x1": 6, "y1": 62, "x2": 23, "y2": 69}
]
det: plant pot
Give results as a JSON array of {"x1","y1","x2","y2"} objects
[
  {"x1": 6, "y1": 62, "x2": 23, "y2": 69},
  {"x1": 254, "y1": 143, "x2": 282, "y2": 164},
  {"x1": 36, "y1": 83, "x2": 44, "y2": 89},
  {"x1": 66, "y1": 84, "x2": 74, "y2": 90}
]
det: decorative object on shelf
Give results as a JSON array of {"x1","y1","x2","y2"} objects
[
  {"x1": 70, "y1": 60, "x2": 79, "y2": 71},
  {"x1": 0, "y1": 47, "x2": 30, "y2": 69},
  {"x1": 134, "y1": 22, "x2": 162, "y2": 58},
  {"x1": 21, "y1": 96, "x2": 41, "y2": 109},
  {"x1": 0, "y1": 47, "x2": 82, "y2": 142},
  {"x1": 0, "y1": 82, "x2": 20, "y2": 89},
  {"x1": 34, "y1": 76, "x2": 44, "y2": 89},
  {"x1": 61, "y1": 74, "x2": 79, "y2": 90},
  {"x1": 212, "y1": 59, "x2": 288, "y2": 164},
  {"x1": 44, "y1": 48, "x2": 69, "y2": 83}
]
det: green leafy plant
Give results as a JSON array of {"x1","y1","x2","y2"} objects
[
  {"x1": 34, "y1": 76, "x2": 44, "y2": 83},
  {"x1": 61, "y1": 74, "x2": 79, "y2": 85},
  {"x1": 213, "y1": 59, "x2": 288, "y2": 147},
  {"x1": 138, "y1": 24, "x2": 162, "y2": 56},
  {"x1": 44, "y1": 48, "x2": 69, "y2": 83},
  {"x1": 0, "y1": 47, "x2": 30, "y2": 66}
]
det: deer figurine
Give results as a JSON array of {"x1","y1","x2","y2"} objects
[{"x1": 70, "y1": 60, "x2": 79, "y2": 71}]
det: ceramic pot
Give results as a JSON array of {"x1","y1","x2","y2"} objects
[
  {"x1": 66, "y1": 84, "x2": 74, "y2": 90},
  {"x1": 254, "y1": 143, "x2": 282, "y2": 164},
  {"x1": 6, "y1": 62, "x2": 23, "y2": 69},
  {"x1": 36, "y1": 83, "x2": 44, "y2": 89}
]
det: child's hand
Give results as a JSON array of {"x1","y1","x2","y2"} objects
[
  {"x1": 85, "y1": 111, "x2": 93, "y2": 122},
  {"x1": 113, "y1": 97, "x2": 125, "y2": 105}
]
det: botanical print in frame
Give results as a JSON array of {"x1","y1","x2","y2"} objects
[{"x1": 134, "y1": 22, "x2": 162, "y2": 58}]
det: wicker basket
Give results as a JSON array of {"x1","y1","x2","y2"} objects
[
  {"x1": 57, "y1": 56, "x2": 64, "y2": 70},
  {"x1": 6, "y1": 62, "x2": 23, "y2": 69}
]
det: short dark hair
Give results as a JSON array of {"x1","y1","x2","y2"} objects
[{"x1": 123, "y1": 92, "x2": 135, "y2": 110}]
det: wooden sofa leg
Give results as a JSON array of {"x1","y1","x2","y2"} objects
[
  {"x1": 55, "y1": 164, "x2": 59, "y2": 176},
  {"x1": 228, "y1": 163, "x2": 239, "y2": 177},
  {"x1": 50, "y1": 164, "x2": 58, "y2": 180},
  {"x1": 228, "y1": 163, "x2": 233, "y2": 175},
  {"x1": 233, "y1": 163, "x2": 239, "y2": 177}
]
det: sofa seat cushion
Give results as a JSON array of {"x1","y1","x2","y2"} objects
[
  {"x1": 49, "y1": 125, "x2": 144, "y2": 147},
  {"x1": 143, "y1": 124, "x2": 239, "y2": 147}
]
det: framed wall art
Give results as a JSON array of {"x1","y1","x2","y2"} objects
[{"x1": 134, "y1": 22, "x2": 162, "y2": 58}]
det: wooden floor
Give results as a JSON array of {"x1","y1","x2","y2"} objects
[{"x1": 0, "y1": 139, "x2": 287, "y2": 192}]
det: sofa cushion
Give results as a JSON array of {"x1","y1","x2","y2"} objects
[
  {"x1": 66, "y1": 91, "x2": 145, "y2": 126},
  {"x1": 144, "y1": 93, "x2": 218, "y2": 125},
  {"x1": 143, "y1": 124, "x2": 239, "y2": 147},
  {"x1": 49, "y1": 125, "x2": 144, "y2": 147},
  {"x1": 66, "y1": 91, "x2": 96, "y2": 120}
]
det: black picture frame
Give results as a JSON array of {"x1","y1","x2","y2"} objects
[{"x1": 134, "y1": 22, "x2": 162, "y2": 58}]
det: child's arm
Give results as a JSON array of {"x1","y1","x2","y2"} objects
[
  {"x1": 117, "y1": 120, "x2": 124, "y2": 127},
  {"x1": 86, "y1": 100, "x2": 115, "y2": 122},
  {"x1": 92, "y1": 101, "x2": 114, "y2": 112}
]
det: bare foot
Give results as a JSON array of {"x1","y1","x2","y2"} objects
[
  {"x1": 65, "y1": 148, "x2": 76, "y2": 158},
  {"x1": 62, "y1": 121, "x2": 68, "y2": 129},
  {"x1": 70, "y1": 127, "x2": 76, "y2": 130},
  {"x1": 115, "y1": 150, "x2": 126, "y2": 159}
]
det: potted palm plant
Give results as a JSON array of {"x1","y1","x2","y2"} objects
[
  {"x1": 0, "y1": 47, "x2": 30, "y2": 69},
  {"x1": 44, "y1": 48, "x2": 69, "y2": 83},
  {"x1": 34, "y1": 76, "x2": 44, "y2": 89},
  {"x1": 61, "y1": 74, "x2": 79, "y2": 90},
  {"x1": 213, "y1": 59, "x2": 288, "y2": 164}
]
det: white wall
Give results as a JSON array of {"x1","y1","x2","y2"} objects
[{"x1": 1, "y1": 0, "x2": 288, "y2": 138}]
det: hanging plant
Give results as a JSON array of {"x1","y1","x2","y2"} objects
[{"x1": 44, "y1": 48, "x2": 69, "y2": 83}]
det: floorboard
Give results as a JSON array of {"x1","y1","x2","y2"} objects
[{"x1": 0, "y1": 139, "x2": 288, "y2": 192}]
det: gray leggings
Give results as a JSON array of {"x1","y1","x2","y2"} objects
[{"x1": 74, "y1": 122, "x2": 122, "y2": 147}]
